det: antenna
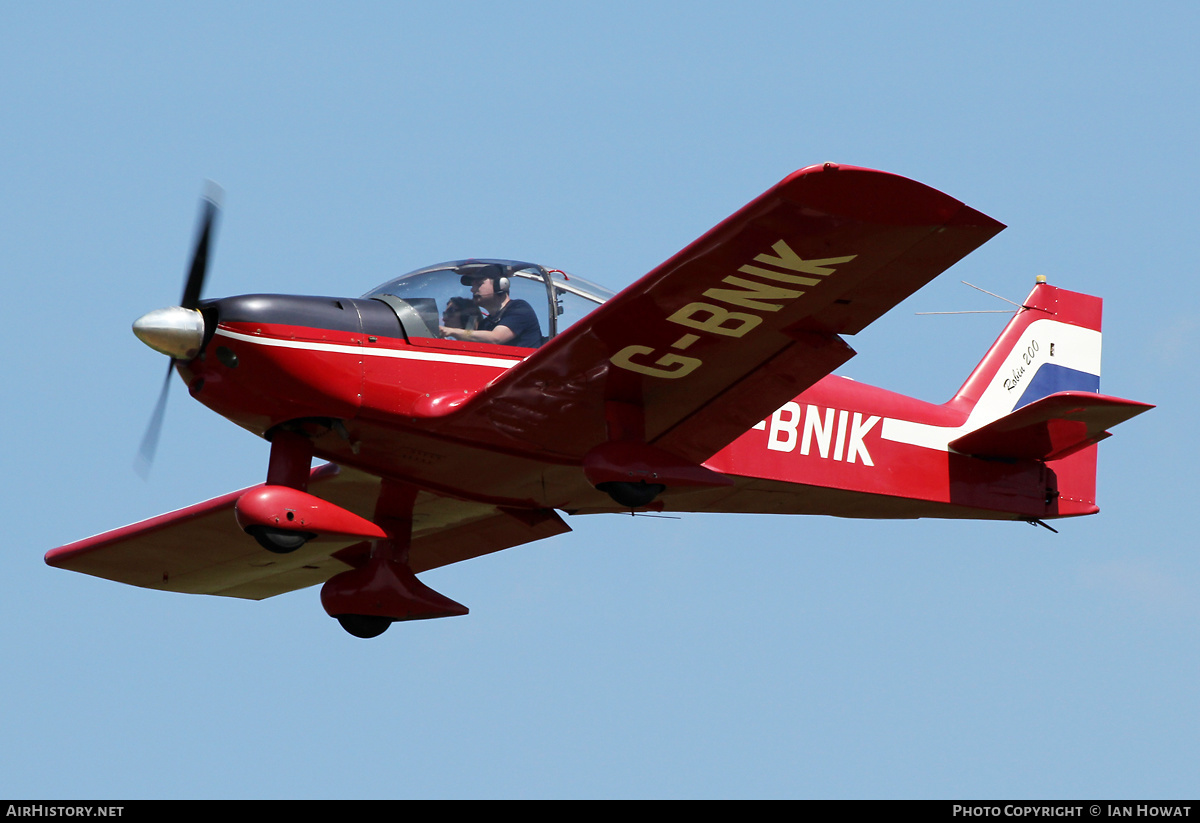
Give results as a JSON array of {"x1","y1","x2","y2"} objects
[
  {"x1": 915, "y1": 281, "x2": 1022, "y2": 316},
  {"x1": 959, "y1": 280, "x2": 1022, "y2": 307}
]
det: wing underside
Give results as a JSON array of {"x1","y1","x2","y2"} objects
[{"x1": 45, "y1": 465, "x2": 570, "y2": 600}]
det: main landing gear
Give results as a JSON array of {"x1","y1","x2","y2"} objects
[
  {"x1": 595, "y1": 481, "x2": 666, "y2": 509},
  {"x1": 237, "y1": 428, "x2": 468, "y2": 638},
  {"x1": 583, "y1": 438, "x2": 733, "y2": 509},
  {"x1": 246, "y1": 525, "x2": 315, "y2": 554}
]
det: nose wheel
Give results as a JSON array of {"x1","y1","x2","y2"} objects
[{"x1": 335, "y1": 614, "x2": 393, "y2": 638}]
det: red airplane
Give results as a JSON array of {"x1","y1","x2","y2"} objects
[{"x1": 46, "y1": 163, "x2": 1152, "y2": 638}]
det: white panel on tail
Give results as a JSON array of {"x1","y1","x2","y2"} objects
[{"x1": 880, "y1": 318, "x2": 1102, "y2": 452}]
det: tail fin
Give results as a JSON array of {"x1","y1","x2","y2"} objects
[
  {"x1": 950, "y1": 278, "x2": 1104, "y2": 422},
  {"x1": 947, "y1": 278, "x2": 1151, "y2": 516}
]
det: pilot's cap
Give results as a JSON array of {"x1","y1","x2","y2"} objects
[{"x1": 459, "y1": 263, "x2": 505, "y2": 286}]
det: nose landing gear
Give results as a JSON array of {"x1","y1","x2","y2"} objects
[
  {"x1": 322, "y1": 552, "x2": 470, "y2": 638},
  {"x1": 319, "y1": 481, "x2": 468, "y2": 638},
  {"x1": 336, "y1": 614, "x2": 392, "y2": 639}
]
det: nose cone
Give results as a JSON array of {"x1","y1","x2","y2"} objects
[{"x1": 133, "y1": 306, "x2": 206, "y2": 359}]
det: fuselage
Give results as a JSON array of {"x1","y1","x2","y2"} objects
[{"x1": 178, "y1": 290, "x2": 1072, "y2": 523}]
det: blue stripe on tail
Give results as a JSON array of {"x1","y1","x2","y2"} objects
[{"x1": 1016, "y1": 364, "x2": 1100, "y2": 410}]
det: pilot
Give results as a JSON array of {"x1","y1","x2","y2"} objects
[
  {"x1": 441, "y1": 296, "x2": 482, "y2": 332},
  {"x1": 439, "y1": 268, "x2": 542, "y2": 347}
]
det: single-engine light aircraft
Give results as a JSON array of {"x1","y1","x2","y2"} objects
[{"x1": 46, "y1": 164, "x2": 1152, "y2": 637}]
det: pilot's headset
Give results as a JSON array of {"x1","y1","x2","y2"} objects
[{"x1": 460, "y1": 263, "x2": 509, "y2": 293}]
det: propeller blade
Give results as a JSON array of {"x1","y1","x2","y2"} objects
[
  {"x1": 134, "y1": 183, "x2": 222, "y2": 476},
  {"x1": 134, "y1": 362, "x2": 174, "y2": 478},
  {"x1": 179, "y1": 181, "x2": 223, "y2": 310}
]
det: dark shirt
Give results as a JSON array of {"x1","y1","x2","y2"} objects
[{"x1": 480, "y1": 298, "x2": 542, "y2": 348}]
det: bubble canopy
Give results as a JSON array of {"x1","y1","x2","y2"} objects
[{"x1": 363, "y1": 259, "x2": 615, "y2": 347}]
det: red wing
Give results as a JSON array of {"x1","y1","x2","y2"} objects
[
  {"x1": 44, "y1": 464, "x2": 570, "y2": 600},
  {"x1": 435, "y1": 164, "x2": 1005, "y2": 463}
]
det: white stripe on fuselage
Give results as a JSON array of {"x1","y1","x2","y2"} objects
[{"x1": 213, "y1": 328, "x2": 523, "y2": 369}]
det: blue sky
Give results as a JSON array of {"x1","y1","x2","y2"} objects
[{"x1": 3, "y1": 2, "x2": 1197, "y2": 798}]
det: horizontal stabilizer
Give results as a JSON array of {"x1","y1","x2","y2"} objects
[{"x1": 949, "y1": 391, "x2": 1154, "y2": 461}]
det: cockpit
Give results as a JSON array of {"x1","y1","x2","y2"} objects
[{"x1": 363, "y1": 259, "x2": 615, "y2": 348}]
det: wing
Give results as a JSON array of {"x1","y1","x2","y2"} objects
[
  {"x1": 44, "y1": 464, "x2": 570, "y2": 600},
  {"x1": 434, "y1": 163, "x2": 1005, "y2": 463}
]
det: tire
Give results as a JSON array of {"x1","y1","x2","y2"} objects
[
  {"x1": 596, "y1": 481, "x2": 666, "y2": 508},
  {"x1": 246, "y1": 525, "x2": 315, "y2": 554},
  {"x1": 336, "y1": 614, "x2": 392, "y2": 639}
]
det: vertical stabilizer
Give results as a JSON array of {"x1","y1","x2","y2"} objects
[{"x1": 949, "y1": 280, "x2": 1104, "y2": 428}]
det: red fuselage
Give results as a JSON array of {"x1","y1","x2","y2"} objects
[{"x1": 181, "y1": 291, "x2": 1080, "y2": 524}]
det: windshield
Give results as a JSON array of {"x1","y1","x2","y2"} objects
[{"x1": 363, "y1": 259, "x2": 614, "y2": 347}]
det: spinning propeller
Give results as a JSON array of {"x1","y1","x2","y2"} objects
[{"x1": 133, "y1": 183, "x2": 223, "y2": 476}]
